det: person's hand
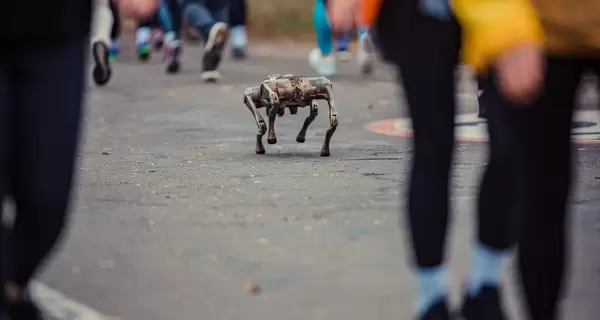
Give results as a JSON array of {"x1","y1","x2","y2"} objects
[
  {"x1": 496, "y1": 43, "x2": 544, "y2": 105},
  {"x1": 117, "y1": 0, "x2": 160, "y2": 20},
  {"x1": 327, "y1": 0, "x2": 360, "y2": 33}
]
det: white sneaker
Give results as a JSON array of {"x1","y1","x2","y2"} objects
[
  {"x1": 309, "y1": 48, "x2": 336, "y2": 77},
  {"x1": 357, "y1": 32, "x2": 374, "y2": 75}
]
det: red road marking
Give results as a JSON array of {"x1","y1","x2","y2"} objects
[{"x1": 364, "y1": 117, "x2": 600, "y2": 145}]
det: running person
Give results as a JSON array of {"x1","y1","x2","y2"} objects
[
  {"x1": 329, "y1": 0, "x2": 527, "y2": 319},
  {"x1": 310, "y1": 0, "x2": 374, "y2": 77}
]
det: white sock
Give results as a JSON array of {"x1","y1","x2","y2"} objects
[
  {"x1": 136, "y1": 27, "x2": 152, "y2": 45},
  {"x1": 230, "y1": 25, "x2": 247, "y2": 49},
  {"x1": 467, "y1": 242, "x2": 509, "y2": 296},
  {"x1": 415, "y1": 265, "x2": 447, "y2": 316}
]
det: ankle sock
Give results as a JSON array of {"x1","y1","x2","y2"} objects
[
  {"x1": 230, "y1": 25, "x2": 247, "y2": 49},
  {"x1": 415, "y1": 265, "x2": 447, "y2": 316},
  {"x1": 136, "y1": 27, "x2": 152, "y2": 45},
  {"x1": 467, "y1": 242, "x2": 509, "y2": 296}
]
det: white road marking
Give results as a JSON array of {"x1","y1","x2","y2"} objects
[{"x1": 30, "y1": 282, "x2": 109, "y2": 320}]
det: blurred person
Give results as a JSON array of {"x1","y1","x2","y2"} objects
[
  {"x1": 329, "y1": 0, "x2": 533, "y2": 319},
  {"x1": 135, "y1": 14, "x2": 163, "y2": 61},
  {"x1": 91, "y1": 0, "x2": 116, "y2": 86},
  {"x1": 456, "y1": 0, "x2": 600, "y2": 319},
  {"x1": 229, "y1": 0, "x2": 248, "y2": 60},
  {"x1": 182, "y1": 0, "x2": 230, "y2": 82},
  {"x1": 310, "y1": 0, "x2": 374, "y2": 77},
  {"x1": 0, "y1": 0, "x2": 157, "y2": 318}
]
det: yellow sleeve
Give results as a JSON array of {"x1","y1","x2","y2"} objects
[{"x1": 451, "y1": 0, "x2": 544, "y2": 73}]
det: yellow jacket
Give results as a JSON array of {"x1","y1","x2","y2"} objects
[{"x1": 451, "y1": 0, "x2": 544, "y2": 73}]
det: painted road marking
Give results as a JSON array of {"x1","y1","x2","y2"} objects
[
  {"x1": 365, "y1": 110, "x2": 600, "y2": 144},
  {"x1": 31, "y1": 282, "x2": 109, "y2": 320}
]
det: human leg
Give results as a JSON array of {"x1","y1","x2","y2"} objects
[
  {"x1": 6, "y1": 38, "x2": 86, "y2": 319},
  {"x1": 310, "y1": 0, "x2": 335, "y2": 76},
  {"x1": 184, "y1": 0, "x2": 229, "y2": 81},
  {"x1": 516, "y1": 57, "x2": 583, "y2": 320},
  {"x1": 385, "y1": 5, "x2": 460, "y2": 319},
  {"x1": 91, "y1": 0, "x2": 113, "y2": 85},
  {"x1": 229, "y1": 0, "x2": 248, "y2": 59},
  {"x1": 109, "y1": 0, "x2": 121, "y2": 59},
  {"x1": 160, "y1": 0, "x2": 183, "y2": 74}
]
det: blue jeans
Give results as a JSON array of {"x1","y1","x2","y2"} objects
[
  {"x1": 0, "y1": 38, "x2": 86, "y2": 306},
  {"x1": 184, "y1": 0, "x2": 229, "y2": 40}
]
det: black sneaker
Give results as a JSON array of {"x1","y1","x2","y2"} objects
[
  {"x1": 460, "y1": 285, "x2": 507, "y2": 320},
  {"x1": 201, "y1": 22, "x2": 228, "y2": 82},
  {"x1": 92, "y1": 41, "x2": 112, "y2": 86},
  {"x1": 231, "y1": 47, "x2": 247, "y2": 60},
  {"x1": 420, "y1": 299, "x2": 452, "y2": 320},
  {"x1": 5, "y1": 294, "x2": 43, "y2": 320}
]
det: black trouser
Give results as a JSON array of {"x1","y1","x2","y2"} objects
[
  {"x1": 379, "y1": 1, "x2": 523, "y2": 268},
  {"x1": 0, "y1": 37, "x2": 86, "y2": 289},
  {"x1": 109, "y1": 0, "x2": 120, "y2": 40},
  {"x1": 229, "y1": 0, "x2": 246, "y2": 27}
]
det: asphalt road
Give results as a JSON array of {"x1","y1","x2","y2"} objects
[{"x1": 37, "y1": 41, "x2": 600, "y2": 320}]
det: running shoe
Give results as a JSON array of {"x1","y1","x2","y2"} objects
[
  {"x1": 419, "y1": 300, "x2": 452, "y2": 320},
  {"x1": 460, "y1": 285, "x2": 507, "y2": 320},
  {"x1": 309, "y1": 48, "x2": 336, "y2": 77},
  {"x1": 163, "y1": 40, "x2": 182, "y2": 74},
  {"x1": 137, "y1": 42, "x2": 152, "y2": 62},
  {"x1": 92, "y1": 41, "x2": 112, "y2": 86},
  {"x1": 357, "y1": 31, "x2": 375, "y2": 75},
  {"x1": 201, "y1": 22, "x2": 229, "y2": 82},
  {"x1": 151, "y1": 28, "x2": 165, "y2": 51}
]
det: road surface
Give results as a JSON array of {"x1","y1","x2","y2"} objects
[{"x1": 34, "y1": 41, "x2": 600, "y2": 320}]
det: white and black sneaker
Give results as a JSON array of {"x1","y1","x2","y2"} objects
[
  {"x1": 92, "y1": 41, "x2": 112, "y2": 86},
  {"x1": 201, "y1": 22, "x2": 228, "y2": 83},
  {"x1": 163, "y1": 40, "x2": 182, "y2": 74}
]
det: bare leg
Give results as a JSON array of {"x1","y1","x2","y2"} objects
[
  {"x1": 244, "y1": 95, "x2": 267, "y2": 154},
  {"x1": 296, "y1": 101, "x2": 319, "y2": 143},
  {"x1": 321, "y1": 86, "x2": 338, "y2": 156}
]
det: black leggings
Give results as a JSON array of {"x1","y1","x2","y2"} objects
[
  {"x1": 512, "y1": 56, "x2": 592, "y2": 320},
  {"x1": 109, "y1": 0, "x2": 120, "y2": 40},
  {"x1": 384, "y1": 3, "x2": 522, "y2": 268},
  {"x1": 229, "y1": 0, "x2": 247, "y2": 27},
  {"x1": 0, "y1": 38, "x2": 86, "y2": 288}
]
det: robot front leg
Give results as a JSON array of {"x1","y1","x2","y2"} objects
[{"x1": 244, "y1": 94, "x2": 267, "y2": 154}]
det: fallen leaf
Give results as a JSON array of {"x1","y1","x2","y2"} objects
[{"x1": 244, "y1": 281, "x2": 262, "y2": 295}]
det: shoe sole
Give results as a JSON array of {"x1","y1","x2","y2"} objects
[
  {"x1": 202, "y1": 23, "x2": 228, "y2": 81},
  {"x1": 92, "y1": 42, "x2": 111, "y2": 86}
]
